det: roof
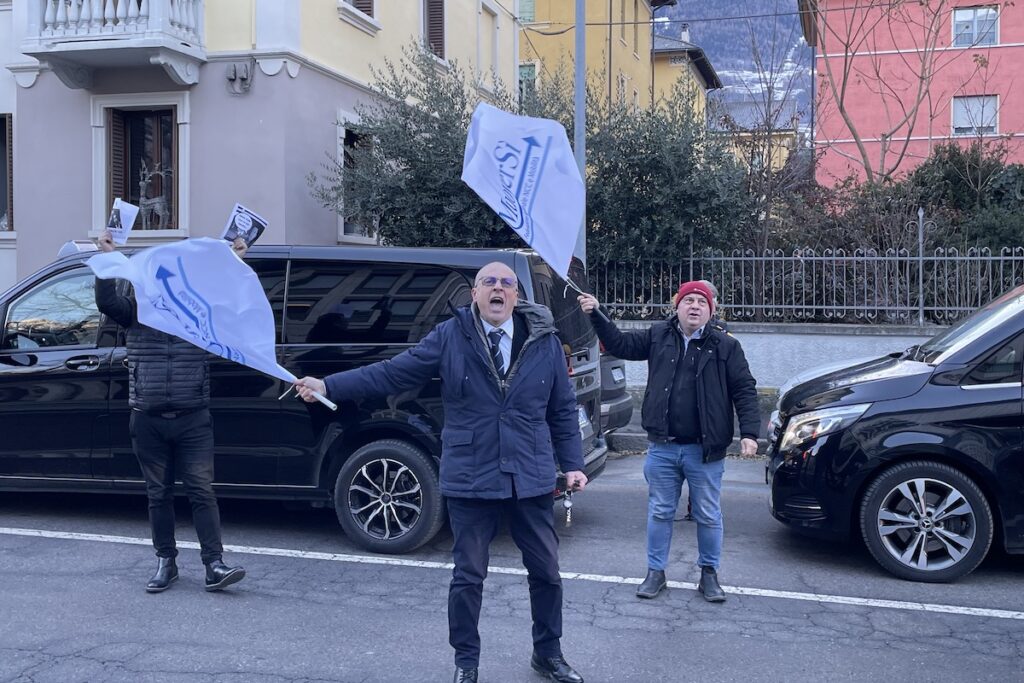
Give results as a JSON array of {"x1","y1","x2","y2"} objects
[
  {"x1": 652, "y1": 34, "x2": 723, "y2": 90},
  {"x1": 798, "y1": 0, "x2": 818, "y2": 47}
]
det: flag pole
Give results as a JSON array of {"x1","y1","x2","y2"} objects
[{"x1": 573, "y1": 0, "x2": 586, "y2": 264}]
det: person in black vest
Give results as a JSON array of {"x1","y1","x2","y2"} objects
[
  {"x1": 578, "y1": 281, "x2": 759, "y2": 603},
  {"x1": 295, "y1": 261, "x2": 587, "y2": 683},
  {"x1": 94, "y1": 229, "x2": 245, "y2": 593}
]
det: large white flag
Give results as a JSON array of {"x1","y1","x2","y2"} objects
[
  {"x1": 87, "y1": 238, "x2": 292, "y2": 383},
  {"x1": 461, "y1": 103, "x2": 584, "y2": 279}
]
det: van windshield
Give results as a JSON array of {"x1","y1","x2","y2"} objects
[
  {"x1": 529, "y1": 256, "x2": 593, "y2": 351},
  {"x1": 917, "y1": 284, "x2": 1024, "y2": 364}
]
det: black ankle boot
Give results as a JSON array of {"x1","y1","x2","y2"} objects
[
  {"x1": 146, "y1": 557, "x2": 178, "y2": 593},
  {"x1": 636, "y1": 569, "x2": 666, "y2": 599},
  {"x1": 204, "y1": 560, "x2": 245, "y2": 591},
  {"x1": 698, "y1": 566, "x2": 726, "y2": 602}
]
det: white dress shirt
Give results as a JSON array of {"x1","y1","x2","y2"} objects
[{"x1": 481, "y1": 316, "x2": 515, "y2": 372}]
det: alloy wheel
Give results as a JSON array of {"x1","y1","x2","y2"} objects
[
  {"x1": 347, "y1": 457, "x2": 423, "y2": 541},
  {"x1": 876, "y1": 477, "x2": 976, "y2": 573}
]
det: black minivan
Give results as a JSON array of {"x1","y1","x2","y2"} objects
[
  {"x1": 0, "y1": 245, "x2": 607, "y2": 553},
  {"x1": 767, "y1": 285, "x2": 1024, "y2": 582}
]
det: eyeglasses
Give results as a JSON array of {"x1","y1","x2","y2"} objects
[{"x1": 476, "y1": 276, "x2": 518, "y2": 288}]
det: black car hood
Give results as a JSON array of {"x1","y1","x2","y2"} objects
[{"x1": 780, "y1": 356, "x2": 934, "y2": 416}]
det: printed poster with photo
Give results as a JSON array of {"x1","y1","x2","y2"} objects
[
  {"x1": 107, "y1": 198, "x2": 140, "y2": 245},
  {"x1": 220, "y1": 203, "x2": 267, "y2": 247}
]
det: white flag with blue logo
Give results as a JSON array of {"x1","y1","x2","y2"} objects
[
  {"x1": 461, "y1": 103, "x2": 584, "y2": 279},
  {"x1": 87, "y1": 238, "x2": 293, "y2": 383}
]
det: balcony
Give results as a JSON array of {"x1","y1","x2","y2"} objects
[{"x1": 21, "y1": 0, "x2": 206, "y2": 89}]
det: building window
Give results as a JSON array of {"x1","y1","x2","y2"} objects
[
  {"x1": 340, "y1": 127, "x2": 375, "y2": 242},
  {"x1": 619, "y1": 0, "x2": 626, "y2": 41},
  {"x1": 424, "y1": 0, "x2": 445, "y2": 60},
  {"x1": 633, "y1": 89, "x2": 640, "y2": 111},
  {"x1": 952, "y1": 95, "x2": 998, "y2": 136},
  {"x1": 0, "y1": 114, "x2": 11, "y2": 231},
  {"x1": 108, "y1": 108, "x2": 177, "y2": 230},
  {"x1": 520, "y1": 0, "x2": 534, "y2": 22},
  {"x1": 519, "y1": 63, "x2": 538, "y2": 102},
  {"x1": 953, "y1": 6, "x2": 997, "y2": 47},
  {"x1": 633, "y1": 0, "x2": 639, "y2": 52},
  {"x1": 479, "y1": 2, "x2": 498, "y2": 88}
]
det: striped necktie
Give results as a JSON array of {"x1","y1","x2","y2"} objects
[{"x1": 487, "y1": 329, "x2": 505, "y2": 376}]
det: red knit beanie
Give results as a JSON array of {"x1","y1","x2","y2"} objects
[{"x1": 673, "y1": 281, "x2": 715, "y2": 316}]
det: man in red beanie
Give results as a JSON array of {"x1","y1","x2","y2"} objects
[{"x1": 578, "y1": 281, "x2": 759, "y2": 602}]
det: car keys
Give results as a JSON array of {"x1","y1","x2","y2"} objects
[{"x1": 563, "y1": 490, "x2": 573, "y2": 527}]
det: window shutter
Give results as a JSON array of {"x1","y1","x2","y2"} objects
[
  {"x1": 425, "y1": 0, "x2": 445, "y2": 59},
  {"x1": 107, "y1": 108, "x2": 126, "y2": 211},
  {"x1": 4, "y1": 115, "x2": 11, "y2": 230},
  {"x1": 352, "y1": 0, "x2": 373, "y2": 17}
]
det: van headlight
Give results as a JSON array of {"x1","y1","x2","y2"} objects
[{"x1": 779, "y1": 403, "x2": 871, "y2": 452}]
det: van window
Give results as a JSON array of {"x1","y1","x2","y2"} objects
[
  {"x1": 250, "y1": 259, "x2": 286, "y2": 342},
  {"x1": 284, "y1": 261, "x2": 470, "y2": 344},
  {"x1": 1, "y1": 270, "x2": 99, "y2": 350},
  {"x1": 530, "y1": 256, "x2": 592, "y2": 351}
]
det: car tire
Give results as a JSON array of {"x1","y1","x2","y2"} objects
[
  {"x1": 334, "y1": 439, "x2": 444, "y2": 554},
  {"x1": 859, "y1": 460, "x2": 993, "y2": 583}
]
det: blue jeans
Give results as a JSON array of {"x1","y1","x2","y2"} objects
[{"x1": 643, "y1": 442, "x2": 725, "y2": 571}]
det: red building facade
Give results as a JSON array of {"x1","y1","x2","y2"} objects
[{"x1": 800, "y1": 0, "x2": 1024, "y2": 185}]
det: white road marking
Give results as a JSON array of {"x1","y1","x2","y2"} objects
[{"x1": 2, "y1": 526, "x2": 1022, "y2": 621}]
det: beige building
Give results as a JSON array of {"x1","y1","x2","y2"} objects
[
  {"x1": 519, "y1": 0, "x2": 677, "y2": 110},
  {"x1": 651, "y1": 27, "x2": 721, "y2": 118},
  {"x1": 0, "y1": 0, "x2": 518, "y2": 289}
]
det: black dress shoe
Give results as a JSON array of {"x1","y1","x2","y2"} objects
[
  {"x1": 146, "y1": 557, "x2": 178, "y2": 593},
  {"x1": 698, "y1": 565, "x2": 726, "y2": 602},
  {"x1": 635, "y1": 569, "x2": 666, "y2": 599},
  {"x1": 453, "y1": 666, "x2": 478, "y2": 682},
  {"x1": 204, "y1": 560, "x2": 246, "y2": 591},
  {"x1": 531, "y1": 654, "x2": 584, "y2": 683}
]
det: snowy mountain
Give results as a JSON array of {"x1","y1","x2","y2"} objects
[{"x1": 654, "y1": 0, "x2": 813, "y2": 129}]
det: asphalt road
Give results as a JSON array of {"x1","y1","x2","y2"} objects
[{"x1": 1, "y1": 455, "x2": 1022, "y2": 683}]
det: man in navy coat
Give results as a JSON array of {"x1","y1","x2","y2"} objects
[{"x1": 295, "y1": 262, "x2": 588, "y2": 683}]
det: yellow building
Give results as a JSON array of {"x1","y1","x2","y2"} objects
[
  {"x1": 651, "y1": 28, "x2": 722, "y2": 119},
  {"x1": 519, "y1": 0, "x2": 676, "y2": 110}
]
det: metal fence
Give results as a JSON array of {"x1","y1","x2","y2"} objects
[{"x1": 591, "y1": 247, "x2": 1024, "y2": 324}]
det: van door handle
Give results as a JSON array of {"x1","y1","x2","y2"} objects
[{"x1": 65, "y1": 355, "x2": 101, "y2": 371}]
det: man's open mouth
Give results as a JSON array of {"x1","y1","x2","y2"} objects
[{"x1": 489, "y1": 294, "x2": 505, "y2": 308}]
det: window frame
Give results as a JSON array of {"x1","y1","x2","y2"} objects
[
  {"x1": 478, "y1": 0, "x2": 500, "y2": 90},
  {"x1": 90, "y1": 92, "x2": 190, "y2": 240},
  {"x1": 0, "y1": 113, "x2": 10, "y2": 232},
  {"x1": 336, "y1": 108, "x2": 377, "y2": 245},
  {"x1": 519, "y1": 62, "x2": 539, "y2": 103},
  {"x1": 951, "y1": 94, "x2": 999, "y2": 137},
  {"x1": 423, "y1": 0, "x2": 446, "y2": 61},
  {"x1": 519, "y1": 0, "x2": 535, "y2": 23},
  {"x1": 952, "y1": 5, "x2": 998, "y2": 48},
  {"x1": 338, "y1": 0, "x2": 381, "y2": 36}
]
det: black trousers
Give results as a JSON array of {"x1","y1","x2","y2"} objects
[
  {"x1": 129, "y1": 408, "x2": 223, "y2": 565},
  {"x1": 447, "y1": 493, "x2": 562, "y2": 668}
]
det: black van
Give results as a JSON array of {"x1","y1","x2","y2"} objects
[
  {"x1": 0, "y1": 245, "x2": 607, "y2": 553},
  {"x1": 767, "y1": 285, "x2": 1024, "y2": 582}
]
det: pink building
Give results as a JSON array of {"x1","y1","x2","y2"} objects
[{"x1": 800, "y1": 1, "x2": 1024, "y2": 185}]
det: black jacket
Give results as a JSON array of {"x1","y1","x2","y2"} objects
[
  {"x1": 95, "y1": 278, "x2": 210, "y2": 412},
  {"x1": 591, "y1": 313, "x2": 760, "y2": 462}
]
